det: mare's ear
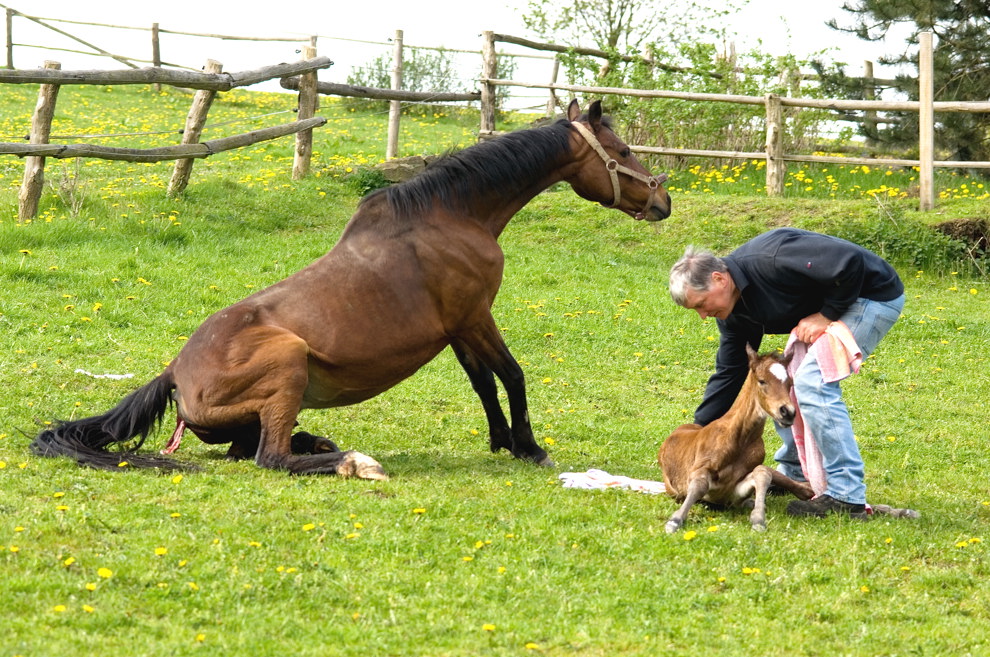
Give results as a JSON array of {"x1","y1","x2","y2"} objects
[
  {"x1": 567, "y1": 99, "x2": 581, "y2": 122},
  {"x1": 588, "y1": 100, "x2": 603, "y2": 132}
]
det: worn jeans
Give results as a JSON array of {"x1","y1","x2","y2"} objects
[{"x1": 773, "y1": 294, "x2": 906, "y2": 504}]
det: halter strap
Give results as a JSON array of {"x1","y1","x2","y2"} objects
[{"x1": 571, "y1": 121, "x2": 667, "y2": 216}]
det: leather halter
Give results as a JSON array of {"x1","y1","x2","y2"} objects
[{"x1": 571, "y1": 121, "x2": 667, "y2": 217}]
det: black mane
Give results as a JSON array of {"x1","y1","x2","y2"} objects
[{"x1": 366, "y1": 118, "x2": 574, "y2": 217}]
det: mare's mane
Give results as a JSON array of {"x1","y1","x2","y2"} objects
[{"x1": 364, "y1": 118, "x2": 576, "y2": 218}]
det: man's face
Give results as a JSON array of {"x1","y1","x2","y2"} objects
[{"x1": 682, "y1": 271, "x2": 736, "y2": 320}]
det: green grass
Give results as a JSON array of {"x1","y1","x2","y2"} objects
[{"x1": 1, "y1": 85, "x2": 989, "y2": 656}]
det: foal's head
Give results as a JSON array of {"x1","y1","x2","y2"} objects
[
  {"x1": 565, "y1": 100, "x2": 672, "y2": 222},
  {"x1": 746, "y1": 344, "x2": 796, "y2": 427}
]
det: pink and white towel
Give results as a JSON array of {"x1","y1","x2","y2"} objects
[{"x1": 783, "y1": 321, "x2": 863, "y2": 496}]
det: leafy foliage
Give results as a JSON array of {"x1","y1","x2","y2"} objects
[{"x1": 558, "y1": 42, "x2": 836, "y2": 170}]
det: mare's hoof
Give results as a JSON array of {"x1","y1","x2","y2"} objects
[
  {"x1": 536, "y1": 455, "x2": 555, "y2": 468},
  {"x1": 664, "y1": 519, "x2": 682, "y2": 534},
  {"x1": 751, "y1": 522, "x2": 767, "y2": 532},
  {"x1": 339, "y1": 451, "x2": 389, "y2": 481}
]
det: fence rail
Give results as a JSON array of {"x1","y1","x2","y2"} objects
[
  {"x1": 1, "y1": 54, "x2": 329, "y2": 218},
  {"x1": 480, "y1": 31, "x2": 990, "y2": 211}
]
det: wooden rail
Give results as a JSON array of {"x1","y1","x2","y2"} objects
[
  {"x1": 3, "y1": 55, "x2": 330, "y2": 218},
  {"x1": 481, "y1": 31, "x2": 990, "y2": 211}
]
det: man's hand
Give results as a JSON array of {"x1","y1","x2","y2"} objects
[{"x1": 794, "y1": 312, "x2": 831, "y2": 344}]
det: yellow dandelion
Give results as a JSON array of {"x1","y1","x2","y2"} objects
[
  {"x1": 97, "y1": 567, "x2": 113, "y2": 579},
  {"x1": 683, "y1": 530, "x2": 698, "y2": 541},
  {"x1": 302, "y1": 523, "x2": 316, "y2": 532},
  {"x1": 154, "y1": 547, "x2": 168, "y2": 556},
  {"x1": 482, "y1": 624, "x2": 496, "y2": 632}
]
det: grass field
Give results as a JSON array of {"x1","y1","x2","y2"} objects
[{"x1": 1, "y1": 85, "x2": 988, "y2": 656}]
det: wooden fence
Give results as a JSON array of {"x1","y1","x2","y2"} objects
[
  {"x1": 0, "y1": 53, "x2": 329, "y2": 219},
  {"x1": 479, "y1": 31, "x2": 990, "y2": 212},
  {"x1": 4, "y1": 6, "x2": 989, "y2": 214}
]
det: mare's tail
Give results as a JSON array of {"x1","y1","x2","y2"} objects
[{"x1": 30, "y1": 372, "x2": 188, "y2": 470}]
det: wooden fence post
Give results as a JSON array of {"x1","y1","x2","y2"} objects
[
  {"x1": 386, "y1": 30, "x2": 403, "y2": 160},
  {"x1": 480, "y1": 31, "x2": 497, "y2": 136},
  {"x1": 151, "y1": 23, "x2": 161, "y2": 93},
  {"x1": 167, "y1": 59, "x2": 222, "y2": 197},
  {"x1": 764, "y1": 93, "x2": 784, "y2": 197},
  {"x1": 545, "y1": 56, "x2": 560, "y2": 118},
  {"x1": 293, "y1": 43, "x2": 319, "y2": 179},
  {"x1": 918, "y1": 31, "x2": 935, "y2": 211},
  {"x1": 18, "y1": 60, "x2": 60, "y2": 220},
  {"x1": 5, "y1": 8, "x2": 13, "y2": 69},
  {"x1": 863, "y1": 61, "x2": 877, "y2": 147}
]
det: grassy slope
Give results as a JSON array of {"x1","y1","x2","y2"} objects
[{"x1": 1, "y1": 86, "x2": 988, "y2": 656}]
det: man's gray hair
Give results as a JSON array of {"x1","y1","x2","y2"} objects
[{"x1": 668, "y1": 246, "x2": 727, "y2": 306}]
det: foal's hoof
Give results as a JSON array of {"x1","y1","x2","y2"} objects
[
  {"x1": 664, "y1": 519, "x2": 683, "y2": 534},
  {"x1": 536, "y1": 455, "x2": 555, "y2": 468},
  {"x1": 338, "y1": 451, "x2": 389, "y2": 481}
]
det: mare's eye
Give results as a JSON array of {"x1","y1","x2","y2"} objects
[{"x1": 619, "y1": 148, "x2": 631, "y2": 158}]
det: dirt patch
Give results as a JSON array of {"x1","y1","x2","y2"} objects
[{"x1": 933, "y1": 218, "x2": 989, "y2": 254}]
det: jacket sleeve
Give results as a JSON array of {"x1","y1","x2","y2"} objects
[{"x1": 693, "y1": 319, "x2": 763, "y2": 426}]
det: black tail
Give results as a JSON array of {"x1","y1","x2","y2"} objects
[{"x1": 31, "y1": 373, "x2": 189, "y2": 471}]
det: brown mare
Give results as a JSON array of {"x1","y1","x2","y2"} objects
[
  {"x1": 31, "y1": 100, "x2": 671, "y2": 478},
  {"x1": 658, "y1": 345, "x2": 813, "y2": 532}
]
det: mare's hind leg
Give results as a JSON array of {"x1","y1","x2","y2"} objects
[
  {"x1": 180, "y1": 326, "x2": 384, "y2": 479},
  {"x1": 291, "y1": 431, "x2": 340, "y2": 455},
  {"x1": 451, "y1": 326, "x2": 551, "y2": 467},
  {"x1": 450, "y1": 340, "x2": 512, "y2": 454}
]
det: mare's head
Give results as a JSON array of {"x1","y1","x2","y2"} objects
[
  {"x1": 565, "y1": 100, "x2": 671, "y2": 222},
  {"x1": 746, "y1": 344, "x2": 796, "y2": 427}
]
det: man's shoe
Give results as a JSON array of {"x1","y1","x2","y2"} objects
[{"x1": 787, "y1": 494, "x2": 869, "y2": 520}]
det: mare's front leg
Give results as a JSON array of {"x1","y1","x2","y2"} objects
[
  {"x1": 450, "y1": 340, "x2": 512, "y2": 454},
  {"x1": 665, "y1": 471, "x2": 712, "y2": 533},
  {"x1": 454, "y1": 320, "x2": 552, "y2": 467}
]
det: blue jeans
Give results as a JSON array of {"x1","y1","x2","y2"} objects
[{"x1": 774, "y1": 294, "x2": 905, "y2": 504}]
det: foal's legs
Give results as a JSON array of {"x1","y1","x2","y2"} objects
[
  {"x1": 735, "y1": 465, "x2": 774, "y2": 532},
  {"x1": 453, "y1": 324, "x2": 552, "y2": 467},
  {"x1": 450, "y1": 340, "x2": 512, "y2": 454},
  {"x1": 665, "y1": 471, "x2": 712, "y2": 533}
]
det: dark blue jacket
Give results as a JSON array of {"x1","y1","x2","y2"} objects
[{"x1": 694, "y1": 228, "x2": 904, "y2": 426}]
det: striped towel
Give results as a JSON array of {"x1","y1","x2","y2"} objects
[{"x1": 784, "y1": 321, "x2": 863, "y2": 496}]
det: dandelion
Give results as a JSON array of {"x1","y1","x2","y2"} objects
[
  {"x1": 154, "y1": 547, "x2": 168, "y2": 556},
  {"x1": 53, "y1": 605, "x2": 67, "y2": 613},
  {"x1": 525, "y1": 642, "x2": 542, "y2": 650},
  {"x1": 482, "y1": 624, "x2": 496, "y2": 632},
  {"x1": 860, "y1": 585, "x2": 870, "y2": 593},
  {"x1": 63, "y1": 557, "x2": 76, "y2": 567},
  {"x1": 85, "y1": 583, "x2": 97, "y2": 592},
  {"x1": 171, "y1": 474, "x2": 183, "y2": 484},
  {"x1": 302, "y1": 523, "x2": 316, "y2": 532},
  {"x1": 411, "y1": 508, "x2": 426, "y2": 515},
  {"x1": 83, "y1": 605, "x2": 94, "y2": 613},
  {"x1": 97, "y1": 567, "x2": 113, "y2": 579}
]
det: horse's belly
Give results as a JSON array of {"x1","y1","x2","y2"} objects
[{"x1": 301, "y1": 342, "x2": 446, "y2": 409}]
